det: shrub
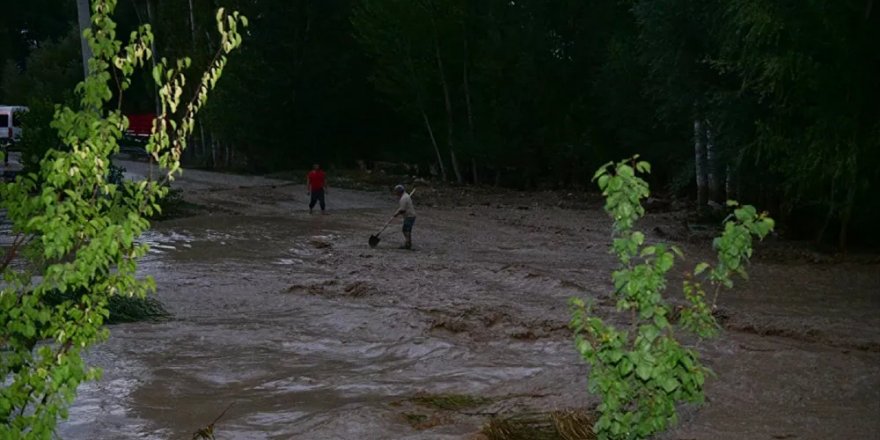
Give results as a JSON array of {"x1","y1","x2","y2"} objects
[
  {"x1": 571, "y1": 156, "x2": 773, "y2": 439},
  {"x1": 0, "y1": 1, "x2": 246, "y2": 437}
]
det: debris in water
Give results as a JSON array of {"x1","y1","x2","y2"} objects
[
  {"x1": 344, "y1": 281, "x2": 377, "y2": 297},
  {"x1": 309, "y1": 235, "x2": 333, "y2": 248},
  {"x1": 410, "y1": 393, "x2": 492, "y2": 411},
  {"x1": 481, "y1": 409, "x2": 595, "y2": 440},
  {"x1": 191, "y1": 402, "x2": 235, "y2": 440},
  {"x1": 402, "y1": 412, "x2": 450, "y2": 430}
]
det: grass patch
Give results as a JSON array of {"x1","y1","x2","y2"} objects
[
  {"x1": 151, "y1": 187, "x2": 204, "y2": 220},
  {"x1": 44, "y1": 290, "x2": 169, "y2": 324},
  {"x1": 481, "y1": 409, "x2": 596, "y2": 440},
  {"x1": 409, "y1": 393, "x2": 493, "y2": 411},
  {"x1": 395, "y1": 393, "x2": 491, "y2": 432},
  {"x1": 104, "y1": 294, "x2": 169, "y2": 324},
  {"x1": 401, "y1": 411, "x2": 451, "y2": 430},
  {"x1": 403, "y1": 412, "x2": 428, "y2": 425}
]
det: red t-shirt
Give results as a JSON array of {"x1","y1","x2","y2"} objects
[{"x1": 308, "y1": 169, "x2": 326, "y2": 190}]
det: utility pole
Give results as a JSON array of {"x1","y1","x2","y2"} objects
[{"x1": 76, "y1": 0, "x2": 92, "y2": 79}]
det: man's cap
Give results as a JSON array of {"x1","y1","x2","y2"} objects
[{"x1": 393, "y1": 184, "x2": 405, "y2": 193}]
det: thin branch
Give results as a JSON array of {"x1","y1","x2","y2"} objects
[
  {"x1": 711, "y1": 282, "x2": 723, "y2": 310},
  {"x1": 0, "y1": 233, "x2": 27, "y2": 272},
  {"x1": 111, "y1": 63, "x2": 124, "y2": 110},
  {"x1": 140, "y1": 42, "x2": 232, "y2": 204}
]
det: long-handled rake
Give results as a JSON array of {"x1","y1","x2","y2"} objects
[{"x1": 368, "y1": 188, "x2": 415, "y2": 248}]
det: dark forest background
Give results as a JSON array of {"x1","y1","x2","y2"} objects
[{"x1": 1, "y1": 0, "x2": 878, "y2": 248}]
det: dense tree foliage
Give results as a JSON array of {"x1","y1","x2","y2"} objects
[
  {"x1": 1, "y1": 0, "x2": 877, "y2": 246},
  {"x1": 0, "y1": 0, "x2": 245, "y2": 436}
]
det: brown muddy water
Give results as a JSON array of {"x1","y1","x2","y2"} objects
[{"x1": 57, "y1": 161, "x2": 880, "y2": 439}]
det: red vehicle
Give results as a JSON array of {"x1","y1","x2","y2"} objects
[
  {"x1": 125, "y1": 113, "x2": 154, "y2": 138},
  {"x1": 121, "y1": 113, "x2": 154, "y2": 158}
]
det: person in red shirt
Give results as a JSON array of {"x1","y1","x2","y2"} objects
[{"x1": 306, "y1": 164, "x2": 328, "y2": 214}]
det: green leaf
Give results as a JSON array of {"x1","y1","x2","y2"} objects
[
  {"x1": 694, "y1": 262, "x2": 710, "y2": 275},
  {"x1": 608, "y1": 176, "x2": 622, "y2": 191},
  {"x1": 608, "y1": 349, "x2": 624, "y2": 363},
  {"x1": 632, "y1": 231, "x2": 645, "y2": 245},
  {"x1": 636, "y1": 363, "x2": 652, "y2": 381},
  {"x1": 653, "y1": 314, "x2": 669, "y2": 328},
  {"x1": 151, "y1": 65, "x2": 161, "y2": 84},
  {"x1": 671, "y1": 245, "x2": 684, "y2": 258},
  {"x1": 657, "y1": 253, "x2": 674, "y2": 272},
  {"x1": 661, "y1": 377, "x2": 680, "y2": 392},
  {"x1": 592, "y1": 162, "x2": 612, "y2": 181}
]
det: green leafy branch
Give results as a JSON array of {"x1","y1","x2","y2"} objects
[
  {"x1": 0, "y1": 1, "x2": 246, "y2": 438},
  {"x1": 571, "y1": 156, "x2": 774, "y2": 439}
]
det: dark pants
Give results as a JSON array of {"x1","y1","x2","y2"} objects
[
  {"x1": 309, "y1": 188, "x2": 325, "y2": 211},
  {"x1": 401, "y1": 217, "x2": 415, "y2": 249},
  {"x1": 402, "y1": 216, "x2": 416, "y2": 232}
]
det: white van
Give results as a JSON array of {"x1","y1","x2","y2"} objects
[{"x1": 0, "y1": 106, "x2": 27, "y2": 146}]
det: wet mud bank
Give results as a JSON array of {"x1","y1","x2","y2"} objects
[{"x1": 60, "y1": 161, "x2": 880, "y2": 439}]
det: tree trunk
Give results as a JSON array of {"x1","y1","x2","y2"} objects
[
  {"x1": 289, "y1": 2, "x2": 313, "y2": 110},
  {"x1": 187, "y1": 0, "x2": 197, "y2": 50},
  {"x1": 838, "y1": 169, "x2": 858, "y2": 253},
  {"x1": 471, "y1": 157, "x2": 479, "y2": 185},
  {"x1": 430, "y1": 14, "x2": 462, "y2": 184},
  {"x1": 462, "y1": 24, "x2": 475, "y2": 135},
  {"x1": 211, "y1": 135, "x2": 218, "y2": 170},
  {"x1": 144, "y1": 0, "x2": 161, "y2": 117},
  {"x1": 463, "y1": 25, "x2": 477, "y2": 185},
  {"x1": 186, "y1": 0, "x2": 206, "y2": 160},
  {"x1": 725, "y1": 164, "x2": 736, "y2": 201},
  {"x1": 75, "y1": 0, "x2": 92, "y2": 79},
  {"x1": 816, "y1": 179, "x2": 837, "y2": 246},
  {"x1": 693, "y1": 119, "x2": 708, "y2": 208},
  {"x1": 839, "y1": 191, "x2": 854, "y2": 253},
  {"x1": 403, "y1": 44, "x2": 446, "y2": 181},
  {"x1": 705, "y1": 120, "x2": 721, "y2": 203},
  {"x1": 198, "y1": 122, "x2": 207, "y2": 165},
  {"x1": 421, "y1": 110, "x2": 446, "y2": 181},
  {"x1": 449, "y1": 149, "x2": 462, "y2": 184}
]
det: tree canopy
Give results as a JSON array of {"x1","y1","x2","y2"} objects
[{"x1": 1, "y1": 0, "x2": 877, "y2": 247}]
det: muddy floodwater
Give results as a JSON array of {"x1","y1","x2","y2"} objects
[{"x1": 58, "y1": 161, "x2": 880, "y2": 439}]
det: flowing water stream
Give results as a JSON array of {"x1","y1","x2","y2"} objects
[{"x1": 56, "y1": 161, "x2": 880, "y2": 439}]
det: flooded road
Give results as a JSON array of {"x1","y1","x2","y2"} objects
[{"x1": 59, "y1": 161, "x2": 880, "y2": 439}]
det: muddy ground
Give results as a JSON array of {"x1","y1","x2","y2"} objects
[{"x1": 59, "y1": 160, "x2": 880, "y2": 439}]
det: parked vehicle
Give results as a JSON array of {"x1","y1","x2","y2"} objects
[
  {"x1": 120, "y1": 113, "x2": 153, "y2": 158},
  {"x1": 0, "y1": 106, "x2": 27, "y2": 170},
  {"x1": 0, "y1": 106, "x2": 27, "y2": 147},
  {"x1": 125, "y1": 113, "x2": 154, "y2": 138}
]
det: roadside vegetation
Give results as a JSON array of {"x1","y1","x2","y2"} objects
[
  {"x1": 0, "y1": 1, "x2": 245, "y2": 437},
  {"x1": 571, "y1": 158, "x2": 772, "y2": 438}
]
